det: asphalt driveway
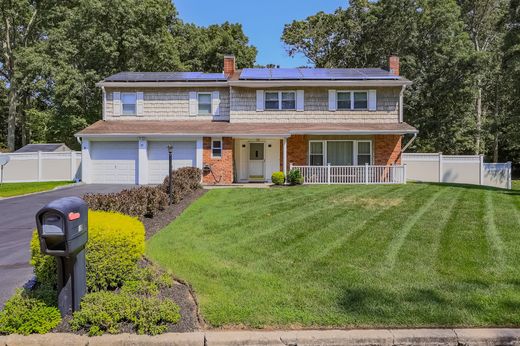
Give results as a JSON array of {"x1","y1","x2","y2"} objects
[{"x1": 0, "y1": 184, "x2": 133, "y2": 308}]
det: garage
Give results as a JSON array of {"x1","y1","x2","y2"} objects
[
  {"x1": 90, "y1": 141, "x2": 138, "y2": 184},
  {"x1": 147, "y1": 141, "x2": 197, "y2": 184}
]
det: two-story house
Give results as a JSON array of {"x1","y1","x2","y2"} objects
[{"x1": 75, "y1": 55, "x2": 418, "y2": 185}]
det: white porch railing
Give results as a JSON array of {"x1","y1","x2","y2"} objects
[{"x1": 290, "y1": 164, "x2": 407, "y2": 184}]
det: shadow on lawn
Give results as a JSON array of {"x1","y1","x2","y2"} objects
[{"x1": 412, "y1": 182, "x2": 520, "y2": 196}]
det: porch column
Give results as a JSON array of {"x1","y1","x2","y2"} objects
[{"x1": 283, "y1": 137, "x2": 288, "y2": 177}]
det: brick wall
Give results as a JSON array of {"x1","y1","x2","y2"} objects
[
  {"x1": 202, "y1": 137, "x2": 233, "y2": 184},
  {"x1": 230, "y1": 87, "x2": 400, "y2": 123},
  {"x1": 286, "y1": 134, "x2": 402, "y2": 168},
  {"x1": 374, "y1": 135, "x2": 402, "y2": 165},
  {"x1": 104, "y1": 87, "x2": 230, "y2": 120}
]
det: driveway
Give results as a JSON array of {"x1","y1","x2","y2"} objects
[{"x1": 0, "y1": 184, "x2": 133, "y2": 308}]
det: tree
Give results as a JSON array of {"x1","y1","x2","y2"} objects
[{"x1": 282, "y1": 0, "x2": 477, "y2": 154}]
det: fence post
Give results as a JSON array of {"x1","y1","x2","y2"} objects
[
  {"x1": 289, "y1": 163, "x2": 293, "y2": 171},
  {"x1": 37, "y1": 151, "x2": 42, "y2": 182},
  {"x1": 327, "y1": 163, "x2": 331, "y2": 184},
  {"x1": 70, "y1": 151, "x2": 76, "y2": 181},
  {"x1": 438, "y1": 152, "x2": 443, "y2": 183},
  {"x1": 403, "y1": 164, "x2": 407, "y2": 184},
  {"x1": 479, "y1": 154, "x2": 484, "y2": 185},
  {"x1": 507, "y1": 161, "x2": 512, "y2": 190},
  {"x1": 365, "y1": 163, "x2": 369, "y2": 184}
]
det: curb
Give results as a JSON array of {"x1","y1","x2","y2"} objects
[
  {"x1": 2, "y1": 328, "x2": 520, "y2": 345},
  {"x1": 0, "y1": 182, "x2": 83, "y2": 201}
]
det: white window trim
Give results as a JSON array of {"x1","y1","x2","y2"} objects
[
  {"x1": 197, "y1": 92, "x2": 213, "y2": 116},
  {"x1": 264, "y1": 91, "x2": 297, "y2": 110},
  {"x1": 211, "y1": 137, "x2": 223, "y2": 159},
  {"x1": 121, "y1": 92, "x2": 137, "y2": 116},
  {"x1": 336, "y1": 90, "x2": 369, "y2": 110},
  {"x1": 308, "y1": 140, "x2": 373, "y2": 166}
]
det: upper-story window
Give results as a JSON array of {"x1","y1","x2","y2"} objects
[
  {"x1": 265, "y1": 91, "x2": 296, "y2": 110},
  {"x1": 198, "y1": 93, "x2": 212, "y2": 115},
  {"x1": 122, "y1": 93, "x2": 137, "y2": 115},
  {"x1": 337, "y1": 91, "x2": 368, "y2": 110}
]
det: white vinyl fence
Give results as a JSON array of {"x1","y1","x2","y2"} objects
[
  {"x1": 0, "y1": 151, "x2": 81, "y2": 183},
  {"x1": 402, "y1": 153, "x2": 512, "y2": 189},
  {"x1": 291, "y1": 164, "x2": 406, "y2": 184}
]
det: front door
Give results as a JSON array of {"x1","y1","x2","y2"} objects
[{"x1": 248, "y1": 142, "x2": 265, "y2": 180}]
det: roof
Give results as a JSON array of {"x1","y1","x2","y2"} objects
[
  {"x1": 14, "y1": 143, "x2": 70, "y2": 153},
  {"x1": 239, "y1": 68, "x2": 402, "y2": 81},
  {"x1": 104, "y1": 72, "x2": 227, "y2": 82},
  {"x1": 76, "y1": 121, "x2": 418, "y2": 138}
]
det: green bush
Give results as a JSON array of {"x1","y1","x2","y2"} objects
[
  {"x1": 287, "y1": 168, "x2": 304, "y2": 185},
  {"x1": 70, "y1": 290, "x2": 180, "y2": 336},
  {"x1": 160, "y1": 167, "x2": 202, "y2": 203},
  {"x1": 271, "y1": 172, "x2": 285, "y2": 185},
  {"x1": 0, "y1": 290, "x2": 61, "y2": 335},
  {"x1": 31, "y1": 210, "x2": 145, "y2": 292},
  {"x1": 84, "y1": 186, "x2": 168, "y2": 218}
]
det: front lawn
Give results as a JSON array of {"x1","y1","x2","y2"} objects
[
  {"x1": 147, "y1": 183, "x2": 520, "y2": 328},
  {"x1": 0, "y1": 181, "x2": 72, "y2": 197}
]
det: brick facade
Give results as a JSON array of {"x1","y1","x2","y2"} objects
[
  {"x1": 285, "y1": 134, "x2": 402, "y2": 169},
  {"x1": 202, "y1": 137, "x2": 234, "y2": 184},
  {"x1": 374, "y1": 135, "x2": 402, "y2": 165}
]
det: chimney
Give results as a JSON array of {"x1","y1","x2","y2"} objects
[
  {"x1": 388, "y1": 55, "x2": 400, "y2": 76},
  {"x1": 224, "y1": 55, "x2": 236, "y2": 76}
]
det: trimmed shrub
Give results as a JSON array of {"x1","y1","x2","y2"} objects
[
  {"x1": 30, "y1": 211, "x2": 145, "y2": 292},
  {"x1": 287, "y1": 168, "x2": 304, "y2": 185},
  {"x1": 271, "y1": 171, "x2": 285, "y2": 185},
  {"x1": 70, "y1": 290, "x2": 180, "y2": 336},
  {"x1": 84, "y1": 186, "x2": 168, "y2": 218},
  {"x1": 160, "y1": 167, "x2": 202, "y2": 203},
  {"x1": 0, "y1": 290, "x2": 61, "y2": 335}
]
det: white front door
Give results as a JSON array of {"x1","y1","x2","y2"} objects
[{"x1": 248, "y1": 142, "x2": 265, "y2": 180}]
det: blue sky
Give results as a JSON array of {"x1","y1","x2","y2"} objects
[{"x1": 174, "y1": 0, "x2": 346, "y2": 67}]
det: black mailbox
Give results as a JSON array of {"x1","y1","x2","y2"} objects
[
  {"x1": 35, "y1": 197, "x2": 88, "y2": 316},
  {"x1": 36, "y1": 197, "x2": 88, "y2": 256}
]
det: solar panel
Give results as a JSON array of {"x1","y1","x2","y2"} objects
[
  {"x1": 105, "y1": 72, "x2": 227, "y2": 82},
  {"x1": 240, "y1": 68, "x2": 399, "y2": 80}
]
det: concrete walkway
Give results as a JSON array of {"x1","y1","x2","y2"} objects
[{"x1": 2, "y1": 328, "x2": 520, "y2": 345}]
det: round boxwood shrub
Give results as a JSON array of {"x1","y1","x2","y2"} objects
[
  {"x1": 31, "y1": 210, "x2": 145, "y2": 292},
  {"x1": 0, "y1": 289, "x2": 61, "y2": 335},
  {"x1": 271, "y1": 171, "x2": 285, "y2": 185},
  {"x1": 287, "y1": 168, "x2": 304, "y2": 185}
]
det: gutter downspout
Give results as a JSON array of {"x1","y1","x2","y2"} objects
[
  {"x1": 399, "y1": 85, "x2": 406, "y2": 123},
  {"x1": 101, "y1": 86, "x2": 106, "y2": 121}
]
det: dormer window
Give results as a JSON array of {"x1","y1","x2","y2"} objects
[
  {"x1": 264, "y1": 91, "x2": 296, "y2": 110},
  {"x1": 121, "y1": 93, "x2": 137, "y2": 115}
]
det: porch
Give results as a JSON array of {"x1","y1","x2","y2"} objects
[{"x1": 231, "y1": 134, "x2": 406, "y2": 184}]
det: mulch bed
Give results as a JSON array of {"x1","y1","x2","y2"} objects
[{"x1": 142, "y1": 188, "x2": 207, "y2": 239}]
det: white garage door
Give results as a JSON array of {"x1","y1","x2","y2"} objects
[
  {"x1": 148, "y1": 141, "x2": 197, "y2": 184},
  {"x1": 90, "y1": 141, "x2": 138, "y2": 184}
]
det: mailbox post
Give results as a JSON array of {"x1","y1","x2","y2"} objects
[{"x1": 35, "y1": 197, "x2": 88, "y2": 316}]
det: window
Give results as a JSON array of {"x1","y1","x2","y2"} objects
[
  {"x1": 265, "y1": 92, "x2": 279, "y2": 110},
  {"x1": 353, "y1": 92, "x2": 368, "y2": 109},
  {"x1": 264, "y1": 91, "x2": 296, "y2": 110},
  {"x1": 357, "y1": 141, "x2": 372, "y2": 165},
  {"x1": 337, "y1": 92, "x2": 351, "y2": 110},
  {"x1": 211, "y1": 138, "x2": 222, "y2": 158},
  {"x1": 309, "y1": 140, "x2": 372, "y2": 166},
  {"x1": 121, "y1": 93, "x2": 137, "y2": 115},
  {"x1": 309, "y1": 142, "x2": 324, "y2": 166},
  {"x1": 198, "y1": 93, "x2": 212, "y2": 115},
  {"x1": 336, "y1": 91, "x2": 368, "y2": 110}
]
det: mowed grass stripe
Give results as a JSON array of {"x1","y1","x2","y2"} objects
[
  {"x1": 483, "y1": 190, "x2": 506, "y2": 273},
  {"x1": 384, "y1": 187, "x2": 446, "y2": 271}
]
